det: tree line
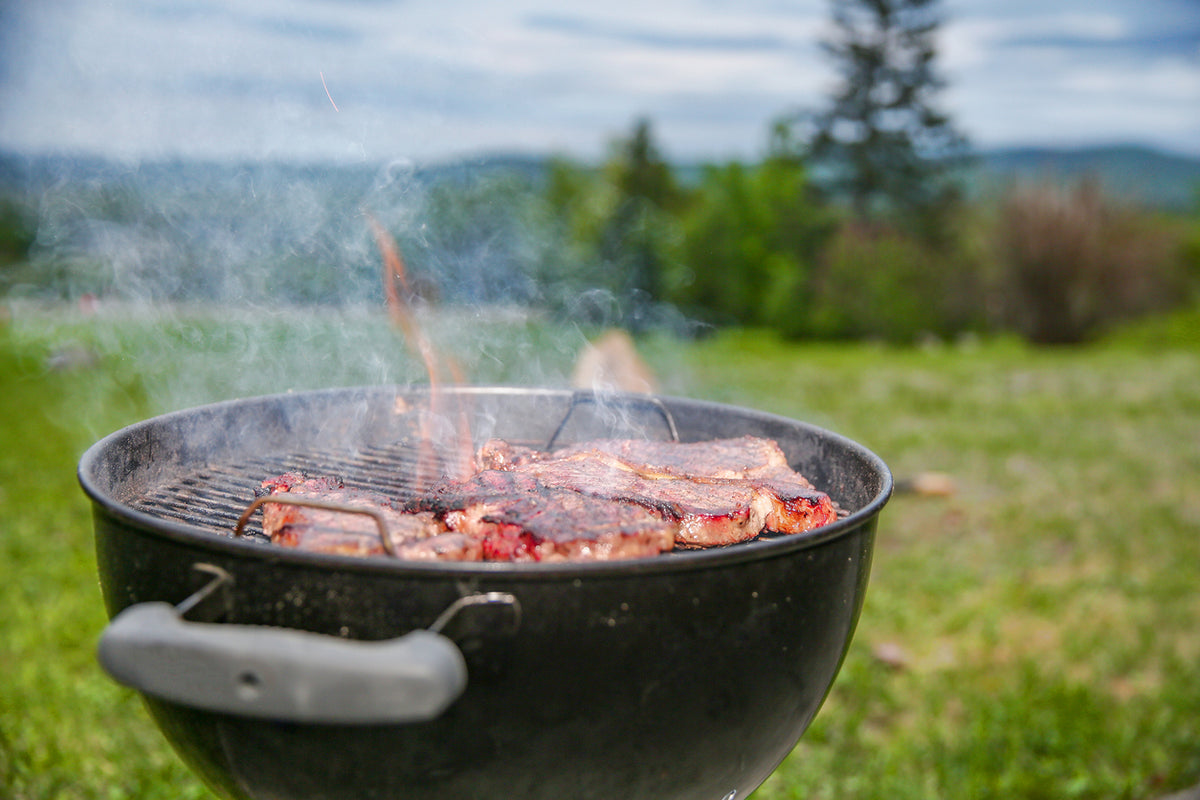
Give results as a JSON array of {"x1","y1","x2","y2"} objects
[
  {"x1": 487, "y1": 117, "x2": 1193, "y2": 344},
  {"x1": 2, "y1": 0, "x2": 1197, "y2": 344},
  {"x1": 411, "y1": 0, "x2": 1196, "y2": 344}
]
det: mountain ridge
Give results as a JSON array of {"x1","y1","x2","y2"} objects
[
  {"x1": 974, "y1": 144, "x2": 1200, "y2": 209},
  {"x1": 1, "y1": 143, "x2": 1197, "y2": 210}
]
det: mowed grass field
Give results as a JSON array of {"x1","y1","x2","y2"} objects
[{"x1": 1, "y1": 304, "x2": 1198, "y2": 799}]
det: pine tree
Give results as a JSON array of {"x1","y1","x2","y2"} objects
[
  {"x1": 600, "y1": 118, "x2": 684, "y2": 305},
  {"x1": 801, "y1": 0, "x2": 966, "y2": 234}
]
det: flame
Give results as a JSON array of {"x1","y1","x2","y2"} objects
[{"x1": 367, "y1": 215, "x2": 473, "y2": 484}]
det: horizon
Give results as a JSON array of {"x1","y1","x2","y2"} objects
[{"x1": 1, "y1": 139, "x2": 1197, "y2": 173}]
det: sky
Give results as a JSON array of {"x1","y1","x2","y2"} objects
[{"x1": 0, "y1": 0, "x2": 1197, "y2": 165}]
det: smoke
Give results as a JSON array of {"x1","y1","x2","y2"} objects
[{"x1": 3, "y1": 152, "x2": 609, "y2": 417}]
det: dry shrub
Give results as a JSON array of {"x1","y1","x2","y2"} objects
[{"x1": 992, "y1": 178, "x2": 1182, "y2": 344}]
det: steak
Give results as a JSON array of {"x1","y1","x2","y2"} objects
[
  {"x1": 411, "y1": 469, "x2": 676, "y2": 562},
  {"x1": 256, "y1": 472, "x2": 480, "y2": 560},
  {"x1": 479, "y1": 435, "x2": 791, "y2": 479},
  {"x1": 477, "y1": 437, "x2": 837, "y2": 547},
  {"x1": 259, "y1": 469, "x2": 674, "y2": 562},
  {"x1": 254, "y1": 436, "x2": 836, "y2": 561}
]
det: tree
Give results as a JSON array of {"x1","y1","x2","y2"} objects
[
  {"x1": 798, "y1": 0, "x2": 966, "y2": 235},
  {"x1": 600, "y1": 118, "x2": 686, "y2": 305},
  {"x1": 536, "y1": 122, "x2": 688, "y2": 327},
  {"x1": 671, "y1": 125, "x2": 834, "y2": 333}
]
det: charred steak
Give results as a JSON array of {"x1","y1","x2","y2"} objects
[
  {"x1": 256, "y1": 472, "x2": 480, "y2": 560},
  {"x1": 410, "y1": 469, "x2": 676, "y2": 562},
  {"x1": 478, "y1": 436, "x2": 837, "y2": 547},
  {"x1": 254, "y1": 436, "x2": 835, "y2": 561},
  {"x1": 478, "y1": 434, "x2": 791, "y2": 479},
  {"x1": 258, "y1": 469, "x2": 673, "y2": 562}
]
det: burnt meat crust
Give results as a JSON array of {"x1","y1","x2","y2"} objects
[
  {"x1": 477, "y1": 437, "x2": 835, "y2": 546},
  {"x1": 257, "y1": 436, "x2": 835, "y2": 561}
]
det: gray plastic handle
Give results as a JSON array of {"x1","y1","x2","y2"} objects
[{"x1": 98, "y1": 602, "x2": 468, "y2": 724}]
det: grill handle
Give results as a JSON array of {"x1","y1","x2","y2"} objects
[{"x1": 97, "y1": 602, "x2": 468, "y2": 724}]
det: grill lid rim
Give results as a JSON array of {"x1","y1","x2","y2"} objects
[{"x1": 79, "y1": 385, "x2": 892, "y2": 579}]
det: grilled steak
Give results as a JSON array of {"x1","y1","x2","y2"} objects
[
  {"x1": 254, "y1": 436, "x2": 835, "y2": 560},
  {"x1": 257, "y1": 472, "x2": 480, "y2": 560},
  {"x1": 411, "y1": 469, "x2": 676, "y2": 561},
  {"x1": 259, "y1": 469, "x2": 673, "y2": 562},
  {"x1": 477, "y1": 437, "x2": 837, "y2": 547},
  {"x1": 478, "y1": 435, "x2": 791, "y2": 479}
]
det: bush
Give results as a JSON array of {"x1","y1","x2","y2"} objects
[
  {"x1": 673, "y1": 156, "x2": 834, "y2": 333},
  {"x1": 0, "y1": 196, "x2": 37, "y2": 295},
  {"x1": 801, "y1": 220, "x2": 983, "y2": 342},
  {"x1": 990, "y1": 178, "x2": 1185, "y2": 344},
  {"x1": 0, "y1": 197, "x2": 35, "y2": 264}
]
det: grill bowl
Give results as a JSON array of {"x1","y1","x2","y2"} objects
[{"x1": 81, "y1": 386, "x2": 890, "y2": 800}]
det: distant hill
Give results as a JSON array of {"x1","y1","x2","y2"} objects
[
  {"x1": 973, "y1": 144, "x2": 1200, "y2": 211},
  {"x1": 673, "y1": 144, "x2": 1200, "y2": 212},
  {"x1": 2, "y1": 143, "x2": 1197, "y2": 213},
  {"x1": 0, "y1": 143, "x2": 1194, "y2": 309}
]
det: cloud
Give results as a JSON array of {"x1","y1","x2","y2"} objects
[
  {"x1": 0, "y1": 0, "x2": 1196, "y2": 162},
  {"x1": 135, "y1": 0, "x2": 365, "y2": 44},
  {"x1": 938, "y1": 1, "x2": 1200, "y2": 153},
  {"x1": 523, "y1": 13, "x2": 797, "y2": 52}
]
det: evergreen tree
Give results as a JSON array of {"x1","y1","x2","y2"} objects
[
  {"x1": 599, "y1": 118, "x2": 684, "y2": 307},
  {"x1": 799, "y1": 0, "x2": 966, "y2": 235}
]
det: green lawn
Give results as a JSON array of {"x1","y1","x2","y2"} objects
[{"x1": 2, "y1": 304, "x2": 1198, "y2": 799}]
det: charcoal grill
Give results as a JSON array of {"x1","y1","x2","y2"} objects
[{"x1": 82, "y1": 385, "x2": 891, "y2": 800}]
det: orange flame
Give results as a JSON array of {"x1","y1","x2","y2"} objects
[{"x1": 367, "y1": 215, "x2": 473, "y2": 484}]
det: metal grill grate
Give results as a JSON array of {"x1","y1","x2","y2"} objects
[
  {"x1": 125, "y1": 392, "x2": 687, "y2": 542},
  {"x1": 130, "y1": 443, "x2": 446, "y2": 540}
]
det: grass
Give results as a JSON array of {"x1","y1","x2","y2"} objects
[{"x1": 2, "y1": 303, "x2": 1198, "y2": 799}]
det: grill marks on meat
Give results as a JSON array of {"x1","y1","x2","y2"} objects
[
  {"x1": 478, "y1": 436, "x2": 836, "y2": 548},
  {"x1": 256, "y1": 472, "x2": 480, "y2": 560},
  {"x1": 480, "y1": 435, "x2": 791, "y2": 479},
  {"x1": 412, "y1": 470, "x2": 676, "y2": 562},
  {"x1": 255, "y1": 437, "x2": 836, "y2": 561}
]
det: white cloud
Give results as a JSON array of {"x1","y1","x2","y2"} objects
[
  {"x1": 0, "y1": 0, "x2": 1197, "y2": 161},
  {"x1": 1059, "y1": 57, "x2": 1200, "y2": 97},
  {"x1": 941, "y1": 12, "x2": 1128, "y2": 72}
]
